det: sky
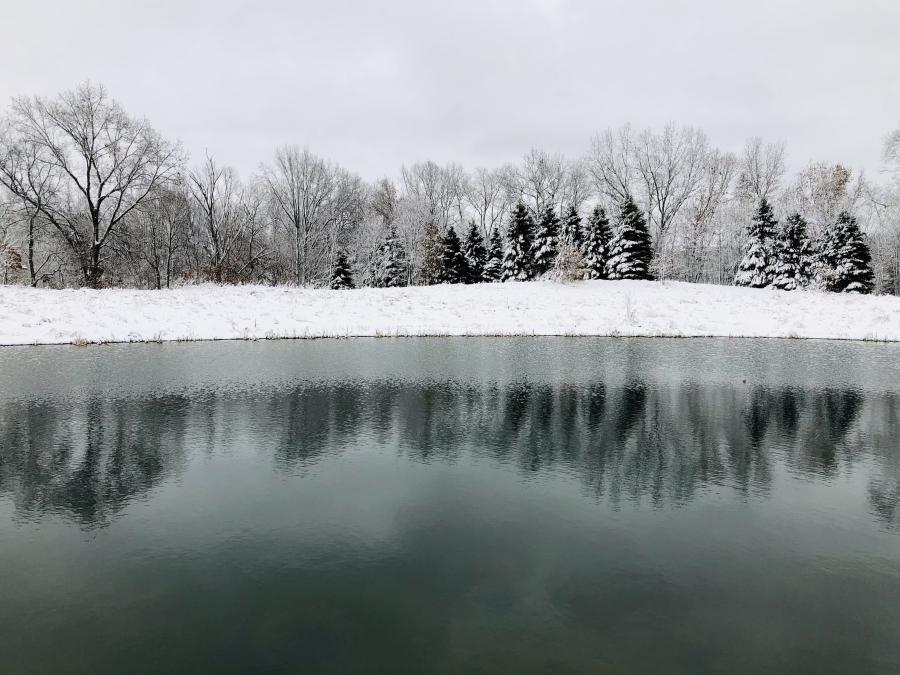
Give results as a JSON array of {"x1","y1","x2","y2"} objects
[{"x1": 1, "y1": 0, "x2": 898, "y2": 182}]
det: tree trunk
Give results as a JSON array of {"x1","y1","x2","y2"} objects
[
  {"x1": 85, "y1": 242, "x2": 103, "y2": 288},
  {"x1": 28, "y1": 215, "x2": 37, "y2": 287}
]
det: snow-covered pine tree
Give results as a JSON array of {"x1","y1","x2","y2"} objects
[
  {"x1": 330, "y1": 249, "x2": 354, "y2": 289},
  {"x1": 817, "y1": 211, "x2": 874, "y2": 294},
  {"x1": 462, "y1": 220, "x2": 487, "y2": 284},
  {"x1": 582, "y1": 206, "x2": 611, "y2": 280},
  {"x1": 374, "y1": 226, "x2": 407, "y2": 288},
  {"x1": 771, "y1": 213, "x2": 814, "y2": 290},
  {"x1": 417, "y1": 220, "x2": 443, "y2": 285},
  {"x1": 531, "y1": 206, "x2": 560, "y2": 275},
  {"x1": 560, "y1": 205, "x2": 583, "y2": 249},
  {"x1": 439, "y1": 225, "x2": 468, "y2": 284},
  {"x1": 734, "y1": 198, "x2": 777, "y2": 288},
  {"x1": 483, "y1": 228, "x2": 504, "y2": 282},
  {"x1": 605, "y1": 195, "x2": 653, "y2": 280},
  {"x1": 501, "y1": 202, "x2": 534, "y2": 282}
]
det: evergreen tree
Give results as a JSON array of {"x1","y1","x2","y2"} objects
[
  {"x1": 439, "y1": 225, "x2": 468, "y2": 284},
  {"x1": 531, "y1": 206, "x2": 560, "y2": 275},
  {"x1": 501, "y1": 203, "x2": 534, "y2": 281},
  {"x1": 374, "y1": 226, "x2": 407, "y2": 288},
  {"x1": 560, "y1": 205, "x2": 583, "y2": 249},
  {"x1": 734, "y1": 198, "x2": 777, "y2": 288},
  {"x1": 817, "y1": 211, "x2": 874, "y2": 294},
  {"x1": 330, "y1": 249, "x2": 354, "y2": 289},
  {"x1": 483, "y1": 228, "x2": 504, "y2": 282},
  {"x1": 417, "y1": 220, "x2": 443, "y2": 285},
  {"x1": 582, "y1": 206, "x2": 612, "y2": 280},
  {"x1": 771, "y1": 213, "x2": 814, "y2": 291},
  {"x1": 462, "y1": 220, "x2": 487, "y2": 283},
  {"x1": 606, "y1": 194, "x2": 653, "y2": 280}
]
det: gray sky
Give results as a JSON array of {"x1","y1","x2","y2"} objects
[{"x1": 2, "y1": 0, "x2": 898, "y2": 181}]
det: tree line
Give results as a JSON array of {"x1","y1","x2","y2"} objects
[
  {"x1": 3, "y1": 378, "x2": 893, "y2": 528},
  {"x1": 1, "y1": 82, "x2": 898, "y2": 295}
]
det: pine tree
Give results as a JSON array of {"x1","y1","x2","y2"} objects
[
  {"x1": 417, "y1": 220, "x2": 442, "y2": 285},
  {"x1": 606, "y1": 194, "x2": 653, "y2": 280},
  {"x1": 501, "y1": 203, "x2": 534, "y2": 282},
  {"x1": 483, "y1": 228, "x2": 504, "y2": 282},
  {"x1": 582, "y1": 206, "x2": 611, "y2": 280},
  {"x1": 439, "y1": 225, "x2": 468, "y2": 284},
  {"x1": 560, "y1": 205, "x2": 583, "y2": 249},
  {"x1": 734, "y1": 198, "x2": 777, "y2": 288},
  {"x1": 374, "y1": 226, "x2": 407, "y2": 288},
  {"x1": 835, "y1": 212, "x2": 875, "y2": 294},
  {"x1": 462, "y1": 220, "x2": 487, "y2": 284},
  {"x1": 771, "y1": 213, "x2": 814, "y2": 291},
  {"x1": 531, "y1": 206, "x2": 560, "y2": 275},
  {"x1": 817, "y1": 211, "x2": 874, "y2": 294},
  {"x1": 330, "y1": 249, "x2": 354, "y2": 289}
]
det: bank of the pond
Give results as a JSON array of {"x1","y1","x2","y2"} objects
[{"x1": 1, "y1": 279, "x2": 899, "y2": 345}]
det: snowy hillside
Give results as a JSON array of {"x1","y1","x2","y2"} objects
[{"x1": 1, "y1": 280, "x2": 899, "y2": 346}]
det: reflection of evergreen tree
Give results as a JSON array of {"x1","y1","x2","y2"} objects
[
  {"x1": 868, "y1": 480, "x2": 899, "y2": 530},
  {"x1": 273, "y1": 386, "x2": 338, "y2": 468},
  {"x1": 774, "y1": 387, "x2": 803, "y2": 440},
  {"x1": 615, "y1": 384, "x2": 647, "y2": 437},
  {"x1": 745, "y1": 387, "x2": 773, "y2": 448},
  {"x1": 798, "y1": 389, "x2": 864, "y2": 476},
  {"x1": 584, "y1": 383, "x2": 607, "y2": 427}
]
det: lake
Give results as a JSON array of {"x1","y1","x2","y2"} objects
[{"x1": 1, "y1": 338, "x2": 898, "y2": 674}]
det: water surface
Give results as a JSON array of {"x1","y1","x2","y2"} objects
[{"x1": 1, "y1": 338, "x2": 899, "y2": 674}]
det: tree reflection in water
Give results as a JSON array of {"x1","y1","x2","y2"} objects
[{"x1": 1, "y1": 378, "x2": 896, "y2": 531}]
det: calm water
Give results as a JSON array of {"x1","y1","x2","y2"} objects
[{"x1": 1, "y1": 338, "x2": 899, "y2": 674}]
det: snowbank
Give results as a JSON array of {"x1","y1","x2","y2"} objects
[{"x1": 1, "y1": 280, "x2": 899, "y2": 346}]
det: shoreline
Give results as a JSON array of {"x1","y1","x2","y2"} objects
[{"x1": 3, "y1": 333, "x2": 898, "y2": 349}]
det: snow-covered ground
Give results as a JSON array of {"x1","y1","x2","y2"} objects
[{"x1": 1, "y1": 280, "x2": 899, "y2": 346}]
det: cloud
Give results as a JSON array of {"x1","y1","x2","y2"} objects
[{"x1": 1, "y1": 0, "x2": 897, "y2": 180}]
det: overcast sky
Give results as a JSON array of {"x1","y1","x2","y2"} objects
[{"x1": 2, "y1": 0, "x2": 897, "y2": 181}]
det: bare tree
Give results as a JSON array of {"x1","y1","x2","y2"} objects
[
  {"x1": 0, "y1": 131, "x2": 67, "y2": 286},
  {"x1": 634, "y1": 126, "x2": 708, "y2": 259},
  {"x1": 318, "y1": 169, "x2": 367, "y2": 286},
  {"x1": 516, "y1": 148, "x2": 567, "y2": 216},
  {"x1": 736, "y1": 137, "x2": 786, "y2": 202},
  {"x1": 0, "y1": 82, "x2": 182, "y2": 287},
  {"x1": 371, "y1": 177, "x2": 399, "y2": 226},
  {"x1": 857, "y1": 178, "x2": 900, "y2": 294},
  {"x1": 561, "y1": 158, "x2": 592, "y2": 213},
  {"x1": 400, "y1": 160, "x2": 465, "y2": 230},
  {"x1": 681, "y1": 150, "x2": 737, "y2": 282},
  {"x1": 262, "y1": 146, "x2": 349, "y2": 285},
  {"x1": 188, "y1": 155, "x2": 248, "y2": 283},
  {"x1": 587, "y1": 125, "x2": 638, "y2": 204},
  {"x1": 0, "y1": 199, "x2": 25, "y2": 284},
  {"x1": 465, "y1": 167, "x2": 509, "y2": 239},
  {"x1": 235, "y1": 181, "x2": 273, "y2": 283},
  {"x1": 884, "y1": 123, "x2": 900, "y2": 174},
  {"x1": 126, "y1": 184, "x2": 192, "y2": 289},
  {"x1": 784, "y1": 162, "x2": 863, "y2": 236}
]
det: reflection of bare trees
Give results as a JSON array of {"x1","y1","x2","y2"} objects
[
  {"x1": 0, "y1": 396, "x2": 189, "y2": 527},
  {"x1": 1, "y1": 381, "x2": 896, "y2": 529}
]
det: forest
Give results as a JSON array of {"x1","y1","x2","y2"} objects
[{"x1": 1, "y1": 82, "x2": 898, "y2": 295}]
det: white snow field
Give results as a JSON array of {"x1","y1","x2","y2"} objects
[{"x1": 1, "y1": 280, "x2": 899, "y2": 346}]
